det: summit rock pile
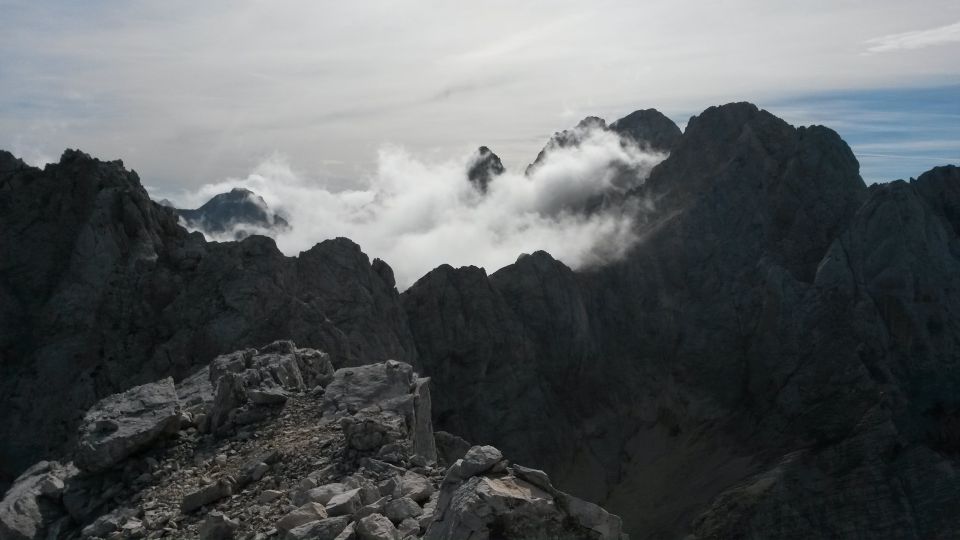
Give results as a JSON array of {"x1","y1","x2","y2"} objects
[{"x1": 0, "y1": 342, "x2": 626, "y2": 540}]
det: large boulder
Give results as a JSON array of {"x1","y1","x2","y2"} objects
[
  {"x1": 323, "y1": 361, "x2": 437, "y2": 464},
  {"x1": 75, "y1": 378, "x2": 180, "y2": 472}
]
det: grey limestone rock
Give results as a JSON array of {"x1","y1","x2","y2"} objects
[
  {"x1": 284, "y1": 515, "x2": 352, "y2": 540},
  {"x1": 207, "y1": 343, "x2": 334, "y2": 433},
  {"x1": 277, "y1": 502, "x2": 328, "y2": 533},
  {"x1": 324, "y1": 488, "x2": 362, "y2": 517},
  {"x1": 383, "y1": 496, "x2": 422, "y2": 523},
  {"x1": 75, "y1": 378, "x2": 181, "y2": 473},
  {"x1": 355, "y1": 513, "x2": 400, "y2": 540},
  {"x1": 0, "y1": 461, "x2": 78, "y2": 540},
  {"x1": 198, "y1": 512, "x2": 239, "y2": 540},
  {"x1": 181, "y1": 477, "x2": 236, "y2": 513}
]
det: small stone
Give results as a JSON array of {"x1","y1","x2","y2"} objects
[
  {"x1": 397, "y1": 472, "x2": 434, "y2": 504},
  {"x1": 384, "y1": 497, "x2": 422, "y2": 524},
  {"x1": 511, "y1": 464, "x2": 553, "y2": 492},
  {"x1": 333, "y1": 522, "x2": 356, "y2": 540},
  {"x1": 284, "y1": 516, "x2": 351, "y2": 540},
  {"x1": 182, "y1": 477, "x2": 235, "y2": 513},
  {"x1": 198, "y1": 512, "x2": 239, "y2": 540},
  {"x1": 251, "y1": 462, "x2": 270, "y2": 481},
  {"x1": 458, "y1": 445, "x2": 503, "y2": 478},
  {"x1": 259, "y1": 490, "x2": 284, "y2": 504},
  {"x1": 306, "y1": 483, "x2": 347, "y2": 505},
  {"x1": 354, "y1": 513, "x2": 399, "y2": 540},
  {"x1": 277, "y1": 502, "x2": 329, "y2": 532},
  {"x1": 214, "y1": 454, "x2": 229, "y2": 467},
  {"x1": 397, "y1": 517, "x2": 420, "y2": 538},
  {"x1": 355, "y1": 496, "x2": 389, "y2": 520},
  {"x1": 325, "y1": 488, "x2": 362, "y2": 517}
]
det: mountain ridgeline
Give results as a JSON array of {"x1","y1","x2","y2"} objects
[{"x1": 2, "y1": 102, "x2": 960, "y2": 539}]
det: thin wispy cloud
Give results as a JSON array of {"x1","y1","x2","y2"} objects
[{"x1": 865, "y1": 20, "x2": 960, "y2": 53}]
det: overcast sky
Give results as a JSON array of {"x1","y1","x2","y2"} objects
[{"x1": 1, "y1": 0, "x2": 958, "y2": 194}]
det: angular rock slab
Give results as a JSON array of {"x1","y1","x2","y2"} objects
[
  {"x1": 427, "y1": 445, "x2": 625, "y2": 540},
  {"x1": 75, "y1": 377, "x2": 180, "y2": 472},
  {"x1": 323, "y1": 361, "x2": 437, "y2": 463}
]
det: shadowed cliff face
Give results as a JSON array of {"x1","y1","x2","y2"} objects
[
  {"x1": 403, "y1": 104, "x2": 960, "y2": 539},
  {"x1": 0, "y1": 150, "x2": 416, "y2": 491}
]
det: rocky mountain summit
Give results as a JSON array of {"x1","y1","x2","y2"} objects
[
  {"x1": 0, "y1": 342, "x2": 625, "y2": 540},
  {"x1": 0, "y1": 149, "x2": 415, "y2": 496},
  {"x1": 2, "y1": 102, "x2": 960, "y2": 539},
  {"x1": 174, "y1": 188, "x2": 290, "y2": 240}
]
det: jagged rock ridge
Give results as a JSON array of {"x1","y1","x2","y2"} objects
[
  {"x1": 2, "y1": 103, "x2": 959, "y2": 539},
  {"x1": 0, "y1": 150, "x2": 415, "y2": 494},
  {"x1": 403, "y1": 104, "x2": 960, "y2": 538}
]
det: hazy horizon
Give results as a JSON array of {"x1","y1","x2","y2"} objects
[{"x1": 2, "y1": 1, "x2": 958, "y2": 194}]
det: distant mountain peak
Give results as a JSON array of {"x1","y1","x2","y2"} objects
[
  {"x1": 175, "y1": 188, "x2": 289, "y2": 239},
  {"x1": 609, "y1": 108, "x2": 681, "y2": 152},
  {"x1": 467, "y1": 146, "x2": 505, "y2": 193}
]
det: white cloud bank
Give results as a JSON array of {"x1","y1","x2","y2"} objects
[
  {"x1": 174, "y1": 128, "x2": 665, "y2": 289},
  {"x1": 865, "y1": 20, "x2": 960, "y2": 53}
]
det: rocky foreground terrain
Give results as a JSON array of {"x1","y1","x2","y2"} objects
[
  {"x1": 2, "y1": 102, "x2": 960, "y2": 539},
  {"x1": 1, "y1": 341, "x2": 623, "y2": 539}
]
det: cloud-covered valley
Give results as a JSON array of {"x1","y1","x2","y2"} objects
[{"x1": 169, "y1": 127, "x2": 665, "y2": 288}]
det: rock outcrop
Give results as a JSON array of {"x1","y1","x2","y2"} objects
[
  {"x1": 0, "y1": 150, "x2": 415, "y2": 492},
  {"x1": 175, "y1": 188, "x2": 290, "y2": 240},
  {"x1": 206, "y1": 341, "x2": 334, "y2": 433},
  {"x1": 0, "y1": 344, "x2": 624, "y2": 539}
]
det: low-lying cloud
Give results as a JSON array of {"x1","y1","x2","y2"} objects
[{"x1": 170, "y1": 128, "x2": 665, "y2": 289}]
